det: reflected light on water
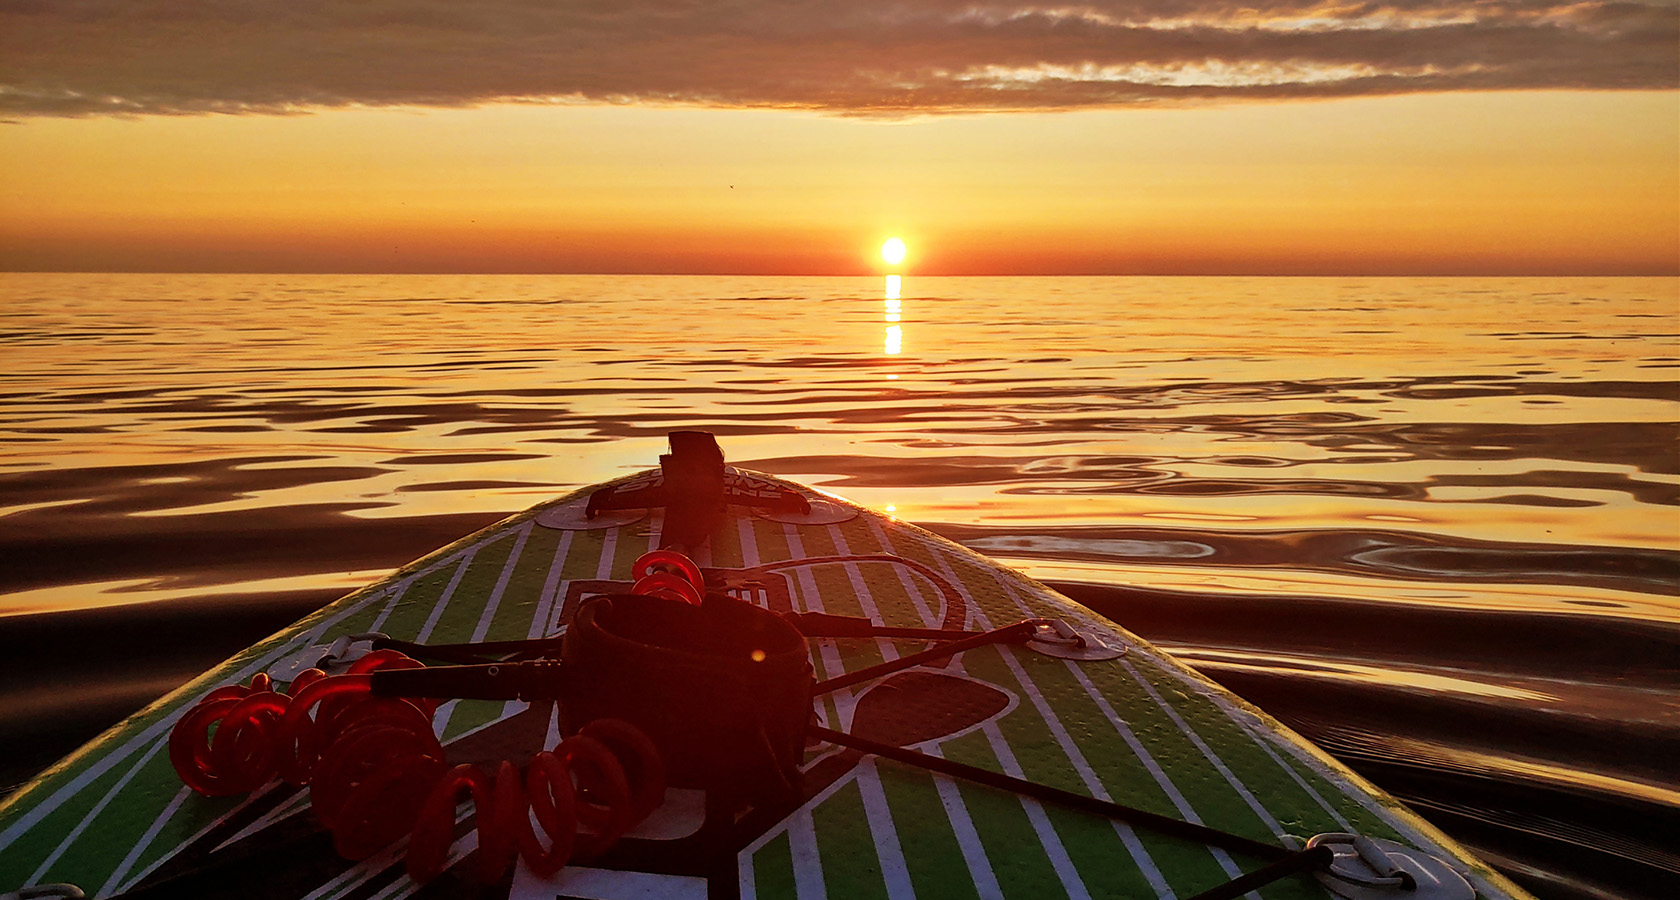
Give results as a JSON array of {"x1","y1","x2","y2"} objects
[
  {"x1": 884, "y1": 276, "x2": 904, "y2": 355},
  {"x1": 2, "y1": 273, "x2": 1673, "y2": 899}
]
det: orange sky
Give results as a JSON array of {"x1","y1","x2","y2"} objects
[{"x1": 2, "y1": 1, "x2": 1676, "y2": 275}]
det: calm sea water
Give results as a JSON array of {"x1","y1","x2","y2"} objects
[{"x1": 1, "y1": 274, "x2": 1675, "y2": 898}]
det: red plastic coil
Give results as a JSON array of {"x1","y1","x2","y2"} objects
[
  {"x1": 169, "y1": 652, "x2": 664, "y2": 884},
  {"x1": 631, "y1": 550, "x2": 705, "y2": 604},
  {"x1": 405, "y1": 719, "x2": 665, "y2": 883}
]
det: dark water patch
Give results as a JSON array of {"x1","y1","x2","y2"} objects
[
  {"x1": 1125, "y1": 478, "x2": 1403, "y2": 497},
  {"x1": 1208, "y1": 454, "x2": 1318, "y2": 466},
  {"x1": 0, "y1": 329, "x2": 149, "y2": 343},
  {"x1": 1448, "y1": 469, "x2": 1680, "y2": 509},
  {"x1": 309, "y1": 421, "x2": 428, "y2": 433},
  {"x1": 1265, "y1": 691, "x2": 1677, "y2": 900},
  {"x1": 1491, "y1": 332, "x2": 1675, "y2": 342},
  {"x1": 105, "y1": 396, "x2": 372, "y2": 422},
  {"x1": 0, "y1": 502, "x2": 502, "y2": 597},
  {"x1": 1408, "y1": 798, "x2": 1680, "y2": 900},
  {"x1": 12, "y1": 424, "x2": 123, "y2": 434},
  {"x1": 176, "y1": 424, "x2": 276, "y2": 433},
  {"x1": 748, "y1": 453, "x2": 1075, "y2": 488},
  {"x1": 66, "y1": 398, "x2": 589, "y2": 433},
  {"x1": 448, "y1": 424, "x2": 580, "y2": 436},
  {"x1": 1392, "y1": 386, "x2": 1522, "y2": 399},
  {"x1": 1051, "y1": 581, "x2": 1680, "y2": 678},
  {"x1": 0, "y1": 456, "x2": 386, "y2": 516},
  {"x1": 395, "y1": 480, "x2": 555, "y2": 493},
  {"x1": 724, "y1": 382, "x2": 1680, "y2": 476},
  {"x1": 751, "y1": 452, "x2": 1674, "y2": 507},
  {"x1": 817, "y1": 374, "x2": 1679, "y2": 411},
  {"x1": 424, "y1": 387, "x2": 608, "y2": 397},
  {"x1": 526, "y1": 435, "x2": 620, "y2": 444},
  {"x1": 381, "y1": 452, "x2": 548, "y2": 466},
  {"x1": 1462, "y1": 494, "x2": 1601, "y2": 507},
  {"x1": 0, "y1": 588, "x2": 339, "y2": 797},
  {"x1": 53, "y1": 387, "x2": 169, "y2": 402},
  {"x1": 574, "y1": 420, "x2": 813, "y2": 439},
  {"x1": 241, "y1": 384, "x2": 414, "y2": 395},
  {"x1": 1242, "y1": 419, "x2": 1677, "y2": 475},
  {"x1": 1395, "y1": 380, "x2": 1679, "y2": 403},
  {"x1": 948, "y1": 524, "x2": 1680, "y2": 597},
  {"x1": 0, "y1": 457, "x2": 505, "y2": 596},
  {"x1": 1059, "y1": 580, "x2": 1680, "y2": 900}
]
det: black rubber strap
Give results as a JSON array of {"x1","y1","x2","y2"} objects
[
  {"x1": 372, "y1": 635, "x2": 565, "y2": 664},
  {"x1": 783, "y1": 610, "x2": 979, "y2": 641},
  {"x1": 377, "y1": 609, "x2": 984, "y2": 669},
  {"x1": 811, "y1": 621, "x2": 1037, "y2": 695},
  {"x1": 1185, "y1": 846, "x2": 1335, "y2": 900},
  {"x1": 811, "y1": 725, "x2": 1291, "y2": 862},
  {"x1": 369, "y1": 660, "x2": 565, "y2": 702}
]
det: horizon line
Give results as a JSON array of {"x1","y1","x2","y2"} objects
[{"x1": 5, "y1": 269, "x2": 1677, "y2": 278}]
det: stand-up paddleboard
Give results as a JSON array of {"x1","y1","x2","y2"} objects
[{"x1": 1, "y1": 434, "x2": 1532, "y2": 900}]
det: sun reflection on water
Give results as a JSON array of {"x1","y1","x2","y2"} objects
[{"x1": 884, "y1": 275, "x2": 904, "y2": 355}]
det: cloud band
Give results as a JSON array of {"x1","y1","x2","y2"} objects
[{"x1": 2, "y1": 1, "x2": 1676, "y2": 117}]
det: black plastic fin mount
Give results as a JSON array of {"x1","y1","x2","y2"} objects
[{"x1": 583, "y1": 431, "x2": 808, "y2": 550}]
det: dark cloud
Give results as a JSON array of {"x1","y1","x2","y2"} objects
[{"x1": 1, "y1": 1, "x2": 1675, "y2": 117}]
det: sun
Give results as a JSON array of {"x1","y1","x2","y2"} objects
[{"x1": 880, "y1": 237, "x2": 907, "y2": 266}]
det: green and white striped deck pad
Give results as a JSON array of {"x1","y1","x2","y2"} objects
[{"x1": 0, "y1": 469, "x2": 1529, "y2": 900}]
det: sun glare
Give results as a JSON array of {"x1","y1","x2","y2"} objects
[{"x1": 881, "y1": 237, "x2": 907, "y2": 266}]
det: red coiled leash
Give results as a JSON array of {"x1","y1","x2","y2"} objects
[
  {"x1": 406, "y1": 719, "x2": 665, "y2": 882},
  {"x1": 168, "y1": 651, "x2": 665, "y2": 883},
  {"x1": 168, "y1": 649, "x2": 431, "y2": 797},
  {"x1": 631, "y1": 549, "x2": 705, "y2": 604}
]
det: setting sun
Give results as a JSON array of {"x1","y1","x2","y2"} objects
[{"x1": 881, "y1": 237, "x2": 907, "y2": 267}]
